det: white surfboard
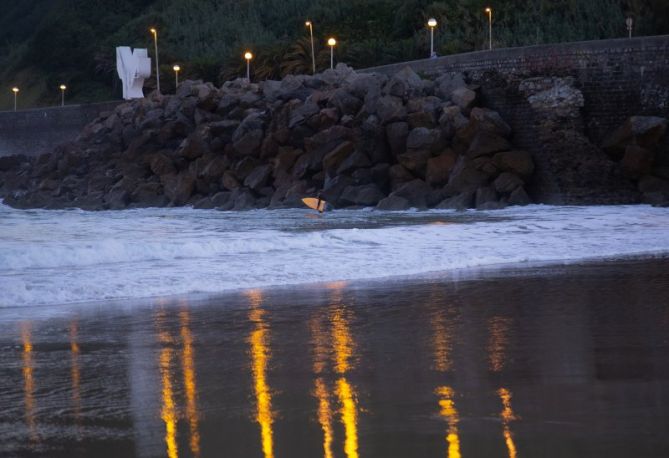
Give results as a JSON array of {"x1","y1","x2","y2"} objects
[{"x1": 302, "y1": 197, "x2": 328, "y2": 212}]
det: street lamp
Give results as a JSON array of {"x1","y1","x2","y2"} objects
[
  {"x1": 173, "y1": 65, "x2": 181, "y2": 89},
  {"x1": 244, "y1": 51, "x2": 253, "y2": 82},
  {"x1": 485, "y1": 7, "x2": 493, "y2": 50},
  {"x1": 327, "y1": 37, "x2": 337, "y2": 70},
  {"x1": 626, "y1": 17, "x2": 634, "y2": 38},
  {"x1": 305, "y1": 21, "x2": 316, "y2": 74},
  {"x1": 59, "y1": 84, "x2": 67, "y2": 107},
  {"x1": 427, "y1": 18, "x2": 438, "y2": 58},
  {"x1": 11, "y1": 87, "x2": 19, "y2": 111},
  {"x1": 150, "y1": 27, "x2": 160, "y2": 94}
]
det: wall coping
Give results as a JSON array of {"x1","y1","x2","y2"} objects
[
  {"x1": 0, "y1": 100, "x2": 121, "y2": 115},
  {"x1": 363, "y1": 35, "x2": 669, "y2": 74}
]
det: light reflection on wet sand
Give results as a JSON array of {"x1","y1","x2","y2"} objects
[
  {"x1": 156, "y1": 310, "x2": 179, "y2": 458},
  {"x1": 247, "y1": 289, "x2": 275, "y2": 458},
  {"x1": 179, "y1": 307, "x2": 201, "y2": 458},
  {"x1": 21, "y1": 322, "x2": 37, "y2": 443},
  {"x1": 487, "y1": 316, "x2": 512, "y2": 373},
  {"x1": 498, "y1": 388, "x2": 518, "y2": 458},
  {"x1": 436, "y1": 386, "x2": 461, "y2": 458},
  {"x1": 69, "y1": 320, "x2": 81, "y2": 439},
  {"x1": 310, "y1": 281, "x2": 361, "y2": 458},
  {"x1": 2, "y1": 260, "x2": 669, "y2": 457}
]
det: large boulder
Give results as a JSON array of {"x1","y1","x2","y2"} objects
[
  {"x1": 621, "y1": 145, "x2": 655, "y2": 179},
  {"x1": 397, "y1": 149, "x2": 431, "y2": 177},
  {"x1": 603, "y1": 116, "x2": 668, "y2": 159},
  {"x1": 389, "y1": 179, "x2": 431, "y2": 208},
  {"x1": 386, "y1": 122, "x2": 409, "y2": 157},
  {"x1": 150, "y1": 153, "x2": 176, "y2": 177},
  {"x1": 446, "y1": 157, "x2": 490, "y2": 193},
  {"x1": 425, "y1": 151, "x2": 457, "y2": 187},
  {"x1": 508, "y1": 186, "x2": 531, "y2": 206},
  {"x1": 322, "y1": 141, "x2": 355, "y2": 175},
  {"x1": 340, "y1": 184, "x2": 385, "y2": 206},
  {"x1": 321, "y1": 175, "x2": 354, "y2": 204},
  {"x1": 383, "y1": 67, "x2": 425, "y2": 98},
  {"x1": 493, "y1": 172, "x2": 523, "y2": 194},
  {"x1": 406, "y1": 127, "x2": 441, "y2": 151},
  {"x1": 163, "y1": 172, "x2": 195, "y2": 205},
  {"x1": 436, "y1": 191, "x2": 474, "y2": 210},
  {"x1": 467, "y1": 132, "x2": 511, "y2": 158},
  {"x1": 376, "y1": 195, "x2": 411, "y2": 211},
  {"x1": 451, "y1": 87, "x2": 477, "y2": 113},
  {"x1": 468, "y1": 107, "x2": 512, "y2": 137},
  {"x1": 337, "y1": 150, "x2": 372, "y2": 175},
  {"x1": 435, "y1": 73, "x2": 467, "y2": 100},
  {"x1": 376, "y1": 96, "x2": 407, "y2": 124},
  {"x1": 244, "y1": 164, "x2": 272, "y2": 190},
  {"x1": 492, "y1": 150, "x2": 535, "y2": 179},
  {"x1": 177, "y1": 129, "x2": 210, "y2": 160},
  {"x1": 475, "y1": 186, "x2": 499, "y2": 209}
]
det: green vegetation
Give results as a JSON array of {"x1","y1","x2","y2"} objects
[{"x1": 1, "y1": 0, "x2": 667, "y2": 108}]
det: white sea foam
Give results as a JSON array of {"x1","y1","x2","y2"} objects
[{"x1": 1, "y1": 203, "x2": 668, "y2": 307}]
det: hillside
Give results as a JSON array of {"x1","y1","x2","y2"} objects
[{"x1": 1, "y1": 0, "x2": 667, "y2": 109}]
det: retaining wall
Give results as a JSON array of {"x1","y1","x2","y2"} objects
[{"x1": 0, "y1": 102, "x2": 121, "y2": 157}]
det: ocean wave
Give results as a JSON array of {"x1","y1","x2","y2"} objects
[{"x1": 1, "y1": 204, "x2": 669, "y2": 307}]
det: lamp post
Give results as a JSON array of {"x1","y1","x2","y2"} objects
[
  {"x1": 305, "y1": 21, "x2": 316, "y2": 74},
  {"x1": 11, "y1": 87, "x2": 19, "y2": 111},
  {"x1": 244, "y1": 51, "x2": 253, "y2": 82},
  {"x1": 173, "y1": 65, "x2": 181, "y2": 89},
  {"x1": 427, "y1": 18, "x2": 438, "y2": 58},
  {"x1": 626, "y1": 17, "x2": 634, "y2": 38},
  {"x1": 327, "y1": 38, "x2": 337, "y2": 70},
  {"x1": 150, "y1": 27, "x2": 160, "y2": 94},
  {"x1": 485, "y1": 7, "x2": 493, "y2": 50},
  {"x1": 59, "y1": 84, "x2": 67, "y2": 107}
]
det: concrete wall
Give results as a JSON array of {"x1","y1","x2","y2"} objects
[
  {"x1": 366, "y1": 35, "x2": 669, "y2": 146},
  {"x1": 0, "y1": 102, "x2": 121, "y2": 157}
]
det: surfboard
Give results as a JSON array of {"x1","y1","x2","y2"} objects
[{"x1": 302, "y1": 197, "x2": 328, "y2": 212}]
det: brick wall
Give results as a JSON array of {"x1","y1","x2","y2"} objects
[{"x1": 0, "y1": 102, "x2": 121, "y2": 157}]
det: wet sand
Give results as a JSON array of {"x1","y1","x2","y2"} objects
[{"x1": 1, "y1": 259, "x2": 668, "y2": 457}]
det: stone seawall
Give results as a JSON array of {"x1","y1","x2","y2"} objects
[
  {"x1": 365, "y1": 36, "x2": 669, "y2": 201},
  {"x1": 0, "y1": 102, "x2": 122, "y2": 157},
  {"x1": 365, "y1": 36, "x2": 669, "y2": 143}
]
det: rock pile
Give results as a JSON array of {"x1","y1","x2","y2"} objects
[
  {"x1": 0, "y1": 65, "x2": 535, "y2": 211},
  {"x1": 603, "y1": 115, "x2": 669, "y2": 206}
]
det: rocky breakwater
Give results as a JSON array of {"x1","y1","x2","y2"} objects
[{"x1": 0, "y1": 65, "x2": 534, "y2": 211}]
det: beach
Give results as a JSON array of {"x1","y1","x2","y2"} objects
[{"x1": 1, "y1": 258, "x2": 668, "y2": 457}]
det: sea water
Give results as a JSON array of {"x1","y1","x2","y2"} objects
[{"x1": 1, "y1": 203, "x2": 669, "y2": 308}]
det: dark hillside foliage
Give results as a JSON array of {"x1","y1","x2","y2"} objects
[{"x1": 0, "y1": 0, "x2": 667, "y2": 107}]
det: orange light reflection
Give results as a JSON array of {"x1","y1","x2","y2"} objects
[
  {"x1": 498, "y1": 387, "x2": 518, "y2": 458},
  {"x1": 246, "y1": 289, "x2": 275, "y2": 458},
  {"x1": 21, "y1": 322, "x2": 37, "y2": 442},
  {"x1": 314, "y1": 378, "x2": 335, "y2": 458},
  {"x1": 69, "y1": 321, "x2": 81, "y2": 437},
  {"x1": 180, "y1": 309, "x2": 201, "y2": 458},
  {"x1": 436, "y1": 386, "x2": 461, "y2": 458},
  {"x1": 155, "y1": 310, "x2": 179, "y2": 458},
  {"x1": 487, "y1": 316, "x2": 511, "y2": 372}
]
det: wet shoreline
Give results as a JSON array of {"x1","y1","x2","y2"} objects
[{"x1": 1, "y1": 258, "x2": 668, "y2": 457}]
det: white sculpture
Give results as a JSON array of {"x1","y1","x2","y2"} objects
[{"x1": 116, "y1": 47, "x2": 152, "y2": 100}]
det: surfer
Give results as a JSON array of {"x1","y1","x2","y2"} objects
[{"x1": 316, "y1": 192, "x2": 324, "y2": 214}]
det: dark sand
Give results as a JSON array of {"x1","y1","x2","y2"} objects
[{"x1": 1, "y1": 259, "x2": 668, "y2": 458}]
